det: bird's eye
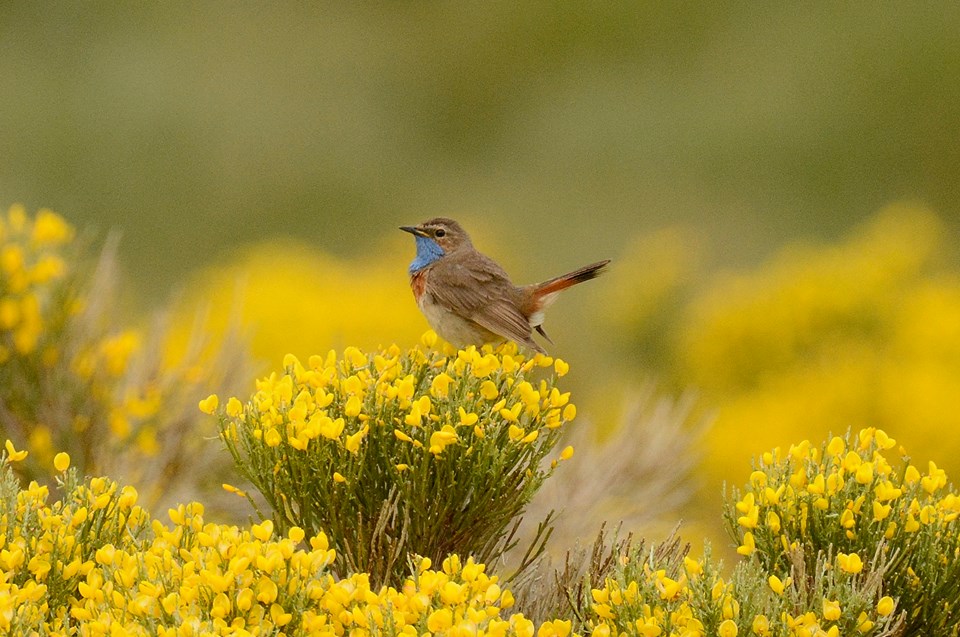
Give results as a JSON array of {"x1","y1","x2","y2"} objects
[{"x1": 435, "y1": 228, "x2": 446, "y2": 237}]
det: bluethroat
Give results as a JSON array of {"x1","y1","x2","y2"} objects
[{"x1": 401, "y1": 217, "x2": 609, "y2": 353}]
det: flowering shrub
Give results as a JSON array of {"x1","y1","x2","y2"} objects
[
  {"x1": 0, "y1": 445, "x2": 541, "y2": 636},
  {"x1": 594, "y1": 206, "x2": 960, "y2": 535},
  {"x1": 0, "y1": 204, "x2": 248, "y2": 509},
  {"x1": 671, "y1": 205, "x2": 960, "y2": 502},
  {"x1": 9, "y1": 205, "x2": 960, "y2": 637},
  {"x1": 210, "y1": 333, "x2": 576, "y2": 586},
  {"x1": 726, "y1": 427, "x2": 960, "y2": 636},
  {"x1": 572, "y1": 532, "x2": 903, "y2": 637}
]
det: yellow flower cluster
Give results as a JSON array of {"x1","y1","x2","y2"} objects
[
  {"x1": 0, "y1": 447, "x2": 544, "y2": 637},
  {"x1": 211, "y1": 334, "x2": 576, "y2": 585},
  {"x1": 0, "y1": 205, "x2": 248, "y2": 511},
  {"x1": 584, "y1": 536, "x2": 902, "y2": 637},
  {"x1": 588, "y1": 557, "x2": 718, "y2": 637},
  {"x1": 671, "y1": 205, "x2": 960, "y2": 518},
  {"x1": 727, "y1": 427, "x2": 959, "y2": 636},
  {"x1": 0, "y1": 204, "x2": 157, "y2": 471},
  {"x1": 730, "y1": 427, "x2": 957, "y2": 560},
  {"x1": 211, "y1": 333, "x2": 576, "y2": 491},
  {"x1": 0, "y1": 204, "x2": 73, "y2": 361},
  {"x1": 213, "y1": 333, "x2": 574, "y2": 463}
]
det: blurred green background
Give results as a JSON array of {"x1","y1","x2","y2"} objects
[
  {"x1": 4, "y1": 3, "x2": 959, "y2": 296},
  {"x1": 4, "y1": 3, "x2": 960, "y2": 545}
]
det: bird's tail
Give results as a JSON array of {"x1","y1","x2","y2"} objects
[
  {"x1": 523, "y1": 260, "x2": 610, "y2": 342},
  {"x1": 532, "y1": 260, "x2": 611, "y2": 299}
]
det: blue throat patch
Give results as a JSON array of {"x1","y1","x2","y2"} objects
[{"x1": 409, "y1": 235, "x2": 445, "y2": 273}]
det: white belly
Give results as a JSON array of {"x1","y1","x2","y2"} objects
[{"x1": 419, "y1": 292, "x2": 499, "y2": 347}]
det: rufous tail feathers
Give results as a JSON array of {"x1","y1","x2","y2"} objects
[
  {"x1": 533, "y1": 260, "x2": 610, "y2": 298},
  {"x1": 526, "y1": 259, "x2": 610, "y2": 343}
]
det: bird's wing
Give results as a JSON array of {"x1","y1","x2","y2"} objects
[{"x1": 425, "y1": 254, "x2": 541, "y2": 351}]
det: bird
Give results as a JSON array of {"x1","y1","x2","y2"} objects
[{"x1": 400, "y1": 217, "x2": 609, "y2": 354}]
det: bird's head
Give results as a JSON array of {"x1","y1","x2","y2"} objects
[{"x1": 400, "y1": 218, "x2": 472, "y2": 273}]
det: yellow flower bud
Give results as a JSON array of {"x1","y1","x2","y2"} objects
[{"x1": 54, "y1": 452, "x2": 71, "y2": 472}]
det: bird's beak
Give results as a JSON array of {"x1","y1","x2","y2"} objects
[{"x1": 400, "y1": 225, "x2": 429, "y2": 238}]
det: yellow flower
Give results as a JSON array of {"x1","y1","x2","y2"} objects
[
  {"x1": 222, "y1": 483, "x2": 247, "y2": 497},
  {"x1": 318, "y1": 416, "x2": 345, "y2": 440},
  {"x1": 876, "y1": 595, "x2": 895, "y2": 616},
  {"x1": 718, "y1": 619, "x2": 738, "y2": 637},
  {"x1": 554, "y1": 358, "x2": 570, "y2": 377},
  {"x1": 429, "y1": 425, "x2": 458, "y2": 455},
  {"x1": 904, "y1": 464, "x2": 920, "y2": 484},
  {"x1": 427, "y1": 608, "x2": 453, "y2": 632},
  {"x1": 0, "y1": 244, "x2": 24, "y2": 275},
  {"x1": 736, "y1": 531, "x2": 755, "y2": 556},
  {"x1": 251, "y1": 519, "x2": 274, "y2": 541},
  {"x1": 333, "y1": 472, "x2": 347, "y2": 483},
  {"x1": 658, "y1": 576, "x2": 682, "y2": 600},
  {"x1": 404, "y1": 395, "x2": 432, "y2": 426},
  {"x1": 344, "y1": 394, "x2": 363, "y2": 418},
  {"x1": 822, "y1": 599, "x2": 841, "y2": 621},
  {"x1": 458, "y1": 406, "x2": 479, "y2": 426},
  {"x1": 538, "y1": 619, "x2": 572, "y2": 637},
  {"x1": 874, "y1": 480, "x2": 902, "y2": 501},
  {"x1": 198, "y1": 394, "x2": 219, "y2": 414},
  {"x1": 287, "y1": 526, "x2": 307, "y2": 543},
  {"x1": 471, "y1": 353, "x2": 500, "y2": 378},
  {"x1": 921, "y1": 461, "x2": 947, "y2": 494},
  {"x1": 560, "y1": 445, "x2": 575, "y2": 460},
  {"x1": 874, "y1": 429, "x2": 896, "y2": 449},
  {"x1": 480, "y1": 380, "x2": 499, "y2": 400},
  {"x1": 421, "y1": 329, "x2": 438, "y2": 348},
  {"x1": 430, "y1": 372, "x2": 454, "y2": 398},
  {"x1": 837, "y1": 552, "x2": 863, "y2": 574},
  {"x1": 345, "y1": 424, "x2": 369, "y2": 453},
  {"x1": 751, "y1": 614, "x2": 770, "y2": 636},
  {"x1": 226, "y1": 396, "x2": 244, "y2": 417},
  {"x1": 31, "y1": 209, "x2": 74, "y2": 245},
  {"x1": 872, "y1": 500, "x2": 891, "y2": 521},
  {"x1": 263, "y1": 428, "x2": 282, "y2": 447},
  {"x1": 271, "y1": 603, "x2": 293, "y2": 626},
  {"x1": 53, "y1": 452, "x2": 70, "y2": 472},
  {"x1": 500, "y1": 402, "x2": 522, "y2": 423},
  {"x1": 768, "y1": 575, "x2": 789, "y2": 595},
  {"x1": 737, "y1": 502, "x2": 759, "y2": 528},
  {"x1": 765, "y1": 510, "x2": 781, "y2": 533},
  {"x1": 3, "y1": 440, "x2": 27, "y2": 462},
  {"x1": 826, "y1": 436, "x2": 845, "y2": 457},
  {"x1": 590, "y1": 624, "x2": 611, "y2": 637}
]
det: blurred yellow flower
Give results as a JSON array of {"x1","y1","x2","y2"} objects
[
  {"x1": 658, "y1": 204, "x2": 960, "y2": 512},
  {"x1": 168, "y1": 237, "x2": 426, "y2": 369}
]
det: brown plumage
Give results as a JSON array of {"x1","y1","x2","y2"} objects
[{"x1": 401, "y1": 217, "x2": 609, "y2": 353}]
